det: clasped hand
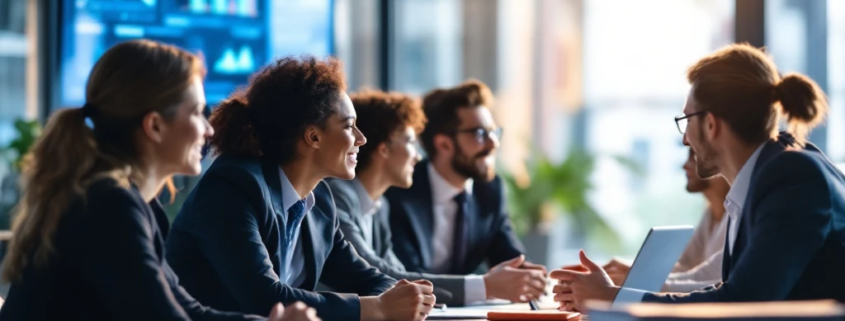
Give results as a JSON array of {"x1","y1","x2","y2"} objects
[{"x1": 549, "y1": 250, "x2": 620, "y2": 313}]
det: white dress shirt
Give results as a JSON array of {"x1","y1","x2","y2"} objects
[
  {"x1": 723, "y1": 143, "x2": 765, "y2": 255},
  {"x1": 352, "y1": 178, "x2": 381, "y2": 246},
  {"x1": 279, "y1": 168, "x2": 316, "y2": 288},
  {"x1": 427, "y1": 163, "x2": 487, "y2": 304},
  {"x1": 662, "y1": 208, "x2": 728, "y2": 292},
  {"x1": 614, "y1": 143, "x2": 766, "y2": 306}
]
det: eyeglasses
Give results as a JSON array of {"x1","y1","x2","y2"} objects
[
  {"x1": 453, "y1": 127, "x2": 503, "y2": 144},
  {"x1": 674, "y1": 111, "x2": 707, "y2": 135}
]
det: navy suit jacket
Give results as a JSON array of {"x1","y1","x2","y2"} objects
[
  {"x1": 643, "y1": 136, "x2": 845, "y2": 303},
  {"x1": 0, "y1": 179, "x2": 261, "y2": 321},
  {"x1": 166, "y1": 154, "x2": 396, "y2": 321},
  {"x1": 384, "y1": 160, "x2": 524, "y2": 275}
]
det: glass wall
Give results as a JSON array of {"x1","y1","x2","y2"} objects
[
  {"x1": 390, "y1": 0, "x2": 463, "y2": 94},
  {"x1": 581, "y1": 0, "x2": 734, "y2": 259},
  {"x1": 764, "y1": 0, "x2": 843, "y2": 164},
  {"x1": 829, "y1": 0, "x2": 845, "y2": 164},
  {"x1": 0, "y1": 0, "x2": 30, "y2": 229},
  {"x1": 0, "y1": 0, "x2": 28, "y2": 148},
  {"x1": 358, "y1": 0, "x2": 736, "y2": 265}
]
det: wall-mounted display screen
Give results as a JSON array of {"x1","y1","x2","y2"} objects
[{"x1": 59, "y1": 0, "x2": 332, "y2": 108}]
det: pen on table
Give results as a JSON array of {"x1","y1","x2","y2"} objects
[
  {"x1": 433, "y1": 303, "x2": 447, "y2": 312},
  {"x1": 528, "y1": 300, "x2": 540, "y2": 311}
]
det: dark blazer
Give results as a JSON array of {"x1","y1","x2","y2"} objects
[
  {"x1": 384, "y1": 160, "x2": 524, "y2": 275},
  {"x1": 643, "y1": 135, "x2": 845, "y2": 303},
  {"x1": 0, "y1": 179, "x2": 261, "y2": 321},
  {"x1": 326, "y1": 178, "x2": 467, "y2": 305},
  {"x1": 166, "y1": 154, "x2": 396, "y2": 321}
]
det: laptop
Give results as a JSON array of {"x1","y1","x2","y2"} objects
[
  {"x1": 612, "y1": 225, "x2": 695, "y2": 305},
  {"x1": 429, "y1": 225, "x2": 695, "y2": 319}
]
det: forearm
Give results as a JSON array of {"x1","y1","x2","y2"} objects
[{"x1": 359, "y1": 296, "x2": 383, "y2": 321}]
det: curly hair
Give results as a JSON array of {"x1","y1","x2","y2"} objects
[
  {"x1": 419, "y1": 79, "x2": 494, "y2": 158},
  {"x1": 351, "y1": 90, "x2": 427, "y2": 171},
  {"x1": 209, "y1": 56, "x2": 347, "y2": 164}
]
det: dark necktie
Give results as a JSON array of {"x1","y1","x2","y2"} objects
[
  {"x1": 285, "y1": 200, "x2": 307, "y2": 257},
  {"x1": 451, "y1": 192, "x2": 469, "y2": 273}
]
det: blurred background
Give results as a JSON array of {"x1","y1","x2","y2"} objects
[{"x1": 0, "y1": 0, "x2": 842, "y2": 274}]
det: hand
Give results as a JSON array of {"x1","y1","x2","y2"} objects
[
  {"x1": 484, "y1": 255, "x2": 548, "y2": 302},
  {"x1": 602, "y1": 258, "x2": 631, "y2": 286},
  {"x1": 558, "y1": 264, "x2": 588, "y2": 273},
  {"x1": 550, "y1": 250, "x2": 620, "y2": 312},
  {"x1": 374, "y1": 279, "x2": 436, "y2": 321},
  {"x1": 268, "y1": 302, "x2": 321, "y2": 321},
  {"x1": 520, "y1": 261, "x2": 549, "y2": 275},
  {"x1": 555, "y1": 264, "x2": 587, "y2": 293}
]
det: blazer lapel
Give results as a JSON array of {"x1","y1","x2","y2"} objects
[
  {"x1": 300, "y1": 209, "x2": 322, "y2": 290},
  {"x1": 259, "y1": 157, "x2": 288, "y2": 278},
  {"x1": 721, "y1": 219, "x2": 731, "y2": 280},
  {"x1": 728, "y1": 137, "x2": 788, "y2": 278},
  {"x1": 408, "y1": 161, "x2": 435, "y2": 269},
  {"x1": 371, "y1": 204, "x2": 389, "y2": 255},
  {"x1": 260, "y1": 157, "x2": 286, "y2": 221}
]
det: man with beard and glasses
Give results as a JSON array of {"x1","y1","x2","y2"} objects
[
  {"x1": 551, "y1": 43, "x2": 845, "y2": 312},
  {"x1": 600, "y1": 148, "x2": 730, "y2": 292},
  {"x1": 384, "y1": 80, "x2": 548, "y2": 305}
]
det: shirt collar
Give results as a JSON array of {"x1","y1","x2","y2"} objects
[
  {"x1": 279, "y1": 168, "x2": 315, "y2": 213},
  {"x1": 353, "y1": 178, "x2": 381, "y2": 216},
  {"x1": 427, "y1": 162, "x2": 473, "y2": 205},
  {"x1": 724, "y1": 142, "x2": 767, "y2": 213}
]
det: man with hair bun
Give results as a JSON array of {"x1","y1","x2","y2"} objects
[{"x1": 551, "y1": 43, "x2": 845, "y2": 311}]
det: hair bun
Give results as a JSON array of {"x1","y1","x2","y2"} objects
[
  {"x1": 208, "y1": 91, "x2": 262, "y2": 157},
  {"x1": 776, "y1": 73, "x2": 827, "y2": 127}
]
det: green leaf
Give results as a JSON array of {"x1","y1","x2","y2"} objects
[
  {"x1": 502, "y1": 146, "x2": 640, "y2": 252},
  {"x1": 4, "y1": 118, "x2": 41, "y2": 171}
]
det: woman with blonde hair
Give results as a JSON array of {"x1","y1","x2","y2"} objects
[{"x1": 0, "y1": 40, "x2": 319, "y2": 321}]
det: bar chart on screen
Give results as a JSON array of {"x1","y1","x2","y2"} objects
[
  {"x1": 213, "y1": 45, "x2": 257, "y2": 75},
  {"x1": 185, "y1": 0, "x2": 257, "y2": 17}
]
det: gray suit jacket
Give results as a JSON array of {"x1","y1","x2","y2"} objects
[{"x1": 326, "y1": 178, "x2": 470, "y2": 306}]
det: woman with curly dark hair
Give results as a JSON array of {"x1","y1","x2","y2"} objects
[{"x1": 165, "y1": 56, "x2": 436, "y2": 321}]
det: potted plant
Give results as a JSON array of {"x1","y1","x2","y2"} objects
[
  {"x1": 0, "y1": 119, "x2": 41, "y2": 229},
  {"x1": 500, "y1": 147, "x2": 639, "y2": 265}
]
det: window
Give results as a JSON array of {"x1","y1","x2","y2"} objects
[
  {"x1": 577, "y1": 0, "x2": 735, "y2": 259},
  {"x1": 0, "y1": 0, "x2": 29, "y2": 147},
  {"x1": 0, "y1": 0, "x2": 30, "y2": 229}
]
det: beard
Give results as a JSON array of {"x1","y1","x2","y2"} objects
[
  {"x1": 693, "y1": 124, "x2": 720, "y2": 179},
  {"x1": 451, "y1": 142, "x2": 495, "y2": 182},
  {"x1": 685, "y1": 176, "x2": 710, "y2": 193}
]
